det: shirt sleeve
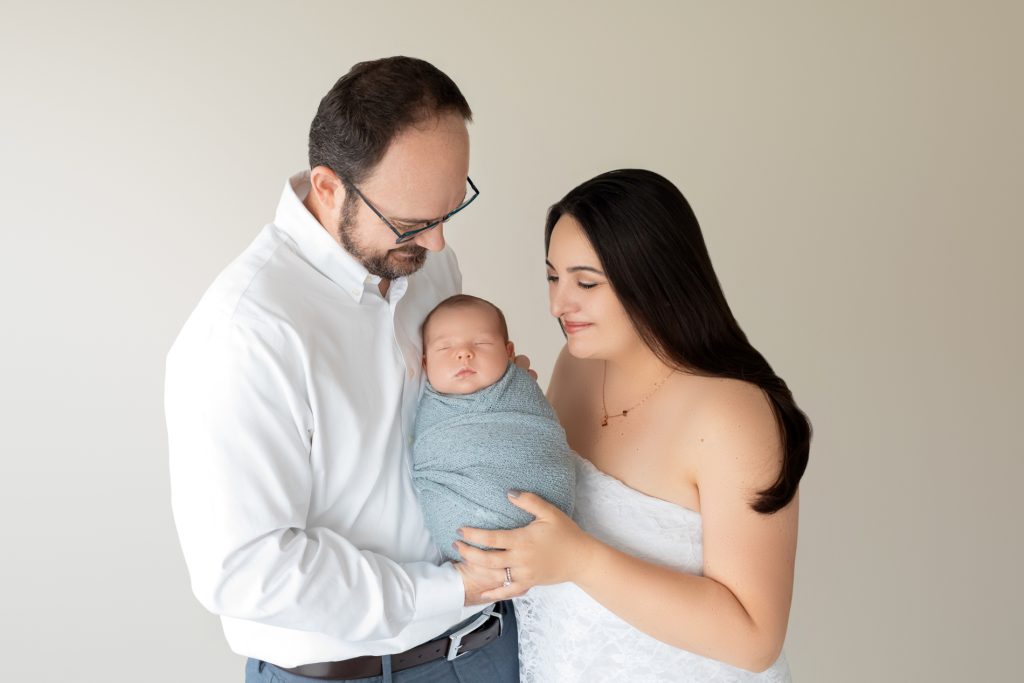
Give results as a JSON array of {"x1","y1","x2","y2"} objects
[{"x1": 165, "y1": 316, "x2": 464, "y2": 641}]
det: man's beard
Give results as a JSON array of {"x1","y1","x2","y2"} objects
[{"x1": 337, "y1": 201, "x2": 428, "y2": 280}]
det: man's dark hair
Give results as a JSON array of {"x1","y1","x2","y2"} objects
[
  {"x1": 422, "y1": 295, "x2": 509, "y2": 344},
  {"x1": 308, "y1": 56, "x2": 473, "y2": 187}
]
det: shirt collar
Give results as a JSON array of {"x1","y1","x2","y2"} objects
[{"x1": 274, "y1": 170, "x2": 391, "y2": 304}]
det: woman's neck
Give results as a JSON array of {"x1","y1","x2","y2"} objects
[{"x1": 603, "y1": 343, "x2": 677, "y2": 396}]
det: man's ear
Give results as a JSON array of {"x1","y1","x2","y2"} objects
[
  {"x1": 309, "y1": 165, "x2": 345, "y2": 212},
  {"x1": 506, "y1": 341, "x2": 515, "y2": 360}
]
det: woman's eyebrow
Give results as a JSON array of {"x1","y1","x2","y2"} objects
[{"x1": 546, "y1": 259, "x2": 605, "y2": 276}]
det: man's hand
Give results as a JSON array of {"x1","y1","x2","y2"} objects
[
  {"x1": 455, "y1": 556, "x2": 509, "y2": 606},
  {"x1": 509, "y1": 343, "x2": 539, "y2": 381}
]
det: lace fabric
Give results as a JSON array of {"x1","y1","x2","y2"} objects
[{"x1": 515, "y1": 455, "x2": 792, "y2": 682}]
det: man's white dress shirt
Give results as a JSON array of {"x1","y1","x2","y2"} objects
[{"x1": 166, "y1": 171, "x2": 476, "y2": 667}]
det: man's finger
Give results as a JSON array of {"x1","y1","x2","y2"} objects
[
  {"x1": 481, "y1": 585, "x2": 527, "y2": 602},
  {"x1": 459, "y1": 526, "x2": 512, "y2": 549},
  {"x1": 454, "y1": 541, "x2": 508, "y2": 569}
]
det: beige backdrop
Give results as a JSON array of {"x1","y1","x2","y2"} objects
[{"x1": 1, "y1": 1, "x2": 1021, "y2": 681}]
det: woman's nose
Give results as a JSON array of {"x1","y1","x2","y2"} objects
[{"x1": 550, "y1": 283, "x2": 576, "y2": 320}]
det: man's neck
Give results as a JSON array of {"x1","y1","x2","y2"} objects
[
  {"x1": 303, "y1": 191, "x2": 336, "y2": 239},
  {"x1": 304, "y1": 186, "x2": 392, "y2": 298},
  {"x1": 301, "y1": 184, "x2": 393, "y2": 299}
]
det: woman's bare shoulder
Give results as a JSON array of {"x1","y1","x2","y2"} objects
[{"x1": 679, "y1": 376, "x2": 783, "y2": 486}]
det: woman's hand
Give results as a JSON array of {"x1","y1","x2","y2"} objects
[{"x1": 455, "y1": 490, "x2": 596, "y2": 602}]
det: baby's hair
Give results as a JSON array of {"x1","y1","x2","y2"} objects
[{"x1": 422, "y1": 294, "x2": 510, "y2": 343}]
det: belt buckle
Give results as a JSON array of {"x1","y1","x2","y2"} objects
[{"x1": 446, "y1": 604, "x2": 503, "y2": 661}]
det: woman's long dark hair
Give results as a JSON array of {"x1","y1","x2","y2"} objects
[{"x1": 545, "y1": 169, "x2": 810, "y2": 514}]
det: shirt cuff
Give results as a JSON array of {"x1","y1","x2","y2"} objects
[{"x1": 409, "y1": 561, "x2": 465, "y2": 623}]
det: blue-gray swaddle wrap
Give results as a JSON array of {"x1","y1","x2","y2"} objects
[{"x1": 412, "y1": 364, "x2": 576, "y2": 561}]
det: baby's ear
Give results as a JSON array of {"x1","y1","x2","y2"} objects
[
  {"x1": 421, "y1": 354, "x2": 428, "y2": 369},
  {"x1": 506, "y1": 341, "x2": 515, "y2": 360}
]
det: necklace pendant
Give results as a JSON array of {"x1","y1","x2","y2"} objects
[{"x1": 600, "y1": 360, "x2": 677, "y2": 429}]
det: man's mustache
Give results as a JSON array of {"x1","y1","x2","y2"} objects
[{"x1": 391, "y1": 246, "x2": 427, "y2": 257}]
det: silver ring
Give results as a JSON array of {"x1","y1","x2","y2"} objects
[{"x1": 503, "y1": 567, "x2": 513, "y2": 586}]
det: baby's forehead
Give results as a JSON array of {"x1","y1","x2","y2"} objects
[{"x1": 424, "y1": 303, "x2": 503, "y2": 338}]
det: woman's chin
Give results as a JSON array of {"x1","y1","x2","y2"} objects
[{"x1": 565, "y1": 338, "x2": 597, "y2": 359}]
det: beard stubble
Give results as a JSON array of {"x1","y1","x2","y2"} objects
[{"x1": 337, "y1": 198, "x2": 428, "y2": 280}]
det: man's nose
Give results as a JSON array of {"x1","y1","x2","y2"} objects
[{"x1": 412, "y1": 223, "x2": 446, "y2": 252}]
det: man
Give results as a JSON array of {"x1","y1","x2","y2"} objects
[{"x1": 166, "y1": 57, "x2": 522, "y2": 682}]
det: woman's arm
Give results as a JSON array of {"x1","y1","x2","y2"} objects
[{"x1": 457, "y1": 383, "x2": 797, "y2": 672}]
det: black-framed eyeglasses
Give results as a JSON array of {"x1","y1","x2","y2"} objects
[{"x1": 344, "y1": 176, "x2": 480, "y2": 244}]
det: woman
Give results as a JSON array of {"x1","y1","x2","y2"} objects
[{"x1": 456, "y1": 169, "x2": 810, "y2": 681}]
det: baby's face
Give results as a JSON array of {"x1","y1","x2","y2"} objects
[{"x1": 423, "y1": 304, "x2": 514, "y2": 395}]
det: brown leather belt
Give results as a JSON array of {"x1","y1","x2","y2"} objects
[{"x1": 278, "y1": 604, "x2": 505, "y2": 680}]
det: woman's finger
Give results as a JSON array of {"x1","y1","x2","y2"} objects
[{"x1": 506, "y1": 490, "x2": 557, "y2": 518}]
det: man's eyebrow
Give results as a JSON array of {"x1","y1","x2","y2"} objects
[
  {"x1": 546, "y1": 259, "x2": 605, "y2": 276},
  {"x1": 393, "y1": 190, "x2": 469, "y2": 225},
  {"x1": 393, "y1": 215, "x2": 435, "y2": 226}
]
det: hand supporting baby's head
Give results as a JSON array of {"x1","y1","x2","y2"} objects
[{"x1": 422, "y1": 295, "x2": 515, "y2": 395}]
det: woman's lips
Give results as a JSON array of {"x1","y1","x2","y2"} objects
[{"x1": 563, "y1": 321, "x2": 593, "y2": 335}]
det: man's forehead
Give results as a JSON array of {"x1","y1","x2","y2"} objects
[{"x1": 361, "y1": 116, "x2": 470, "y2": 219}]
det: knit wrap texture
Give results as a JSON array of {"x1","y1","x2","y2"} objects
[{"x1": 412, "y1": 364, "x2": 576, "y2": 561}]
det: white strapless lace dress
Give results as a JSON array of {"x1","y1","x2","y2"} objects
[{"x1": 515, "y1": 454, "x2": 792, "y2": 682}]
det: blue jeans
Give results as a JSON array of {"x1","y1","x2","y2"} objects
[{"x1": 245, "y1": 604, "x2": 519, "y2": 683}]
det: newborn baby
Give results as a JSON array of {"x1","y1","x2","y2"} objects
[{"x1": 412, "y1": 294, "x2": 575, "y2": 562}]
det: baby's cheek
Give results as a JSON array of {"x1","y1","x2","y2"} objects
[
  {"x1": 423, "y1": 358, "x2": 441, "y2": 386},
  {"x1": 480, "y1": 356, "x2": 508, "y2": 385}
]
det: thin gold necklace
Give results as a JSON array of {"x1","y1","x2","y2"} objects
[{"x1": 601, "y1": 361, "x2": 676, "y2": 427}]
